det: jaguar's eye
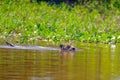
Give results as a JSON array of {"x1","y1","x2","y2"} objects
[{"x1": 66, "y1": 45, "x2": 71, "y2": 49}]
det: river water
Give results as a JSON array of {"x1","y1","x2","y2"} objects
[{"x1": 0, "y1": 43, "x2": 120, "y2": 80}]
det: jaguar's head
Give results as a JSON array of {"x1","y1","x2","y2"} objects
[{"x1": 60, "y1": 44, "x2": 76, "y2": 51}]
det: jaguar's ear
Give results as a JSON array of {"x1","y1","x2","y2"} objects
[
  {"x1": 66, "y1": 45, "x2": 71, "y2": 49},
  {"x1": 60, "y1": 44, "x2": 64, "y2": 48}
]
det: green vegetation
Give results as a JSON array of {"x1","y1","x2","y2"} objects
[{"x1": 0, "y1": 1, "x2": 120, "y2": 44}]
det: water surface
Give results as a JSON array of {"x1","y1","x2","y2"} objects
[{"x1": 0, "y1": 43, "x2": 120, "y2": 80}]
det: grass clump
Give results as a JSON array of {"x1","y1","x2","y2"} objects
[{"x1": 0, "y1": 1, "x2": 120, "y2": 44}]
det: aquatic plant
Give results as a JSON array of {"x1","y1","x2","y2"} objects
[{"x1": 0, "y1": 1, "x2": 120, "y2": 44}]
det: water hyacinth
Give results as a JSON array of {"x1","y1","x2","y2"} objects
[{"x1": 0, "y1": 1, "x2": 120, "y2": 44}]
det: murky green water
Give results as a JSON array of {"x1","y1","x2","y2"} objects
[{"x1": 0, "y1": 43, "x2": 120, "y2": 80}]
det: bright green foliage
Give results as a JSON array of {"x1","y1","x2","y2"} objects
[{"x1": 0, "y1": 1, "x2": 120, "y2": 44}]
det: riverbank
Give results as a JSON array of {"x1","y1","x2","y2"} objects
[{"x1": 0, "y1": 1, "x2": 120, "y2": 44}]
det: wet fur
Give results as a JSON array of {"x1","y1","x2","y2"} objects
[{"x1": 60, "y1": 44, "x2": 76, "y2": 51}]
